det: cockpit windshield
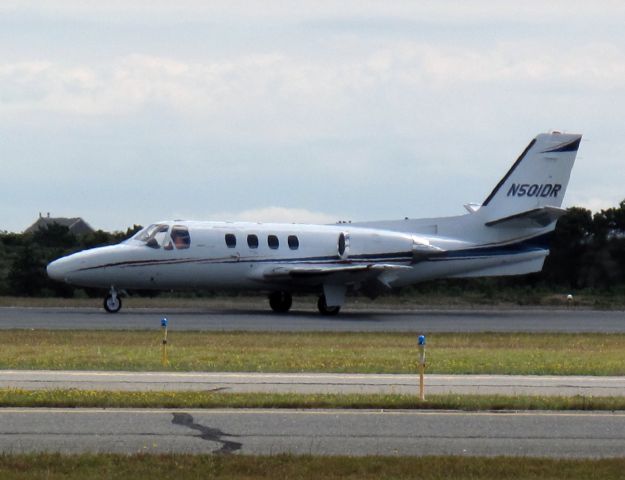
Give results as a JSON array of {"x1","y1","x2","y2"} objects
[
  {"x1": 131, "y1": 223, "x2": 191, "y2": 250},
  {"x1": 132, "y1": 224, "x2": 170, "y2": 248}
]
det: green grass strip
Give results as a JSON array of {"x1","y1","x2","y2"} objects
[
  {"x1": 2, "y1": 330, "x2": 625, "y2": 375},
  {"x1": 2, "y1": 389, "x2": 625, "y2": 411},
  {"x1": 1, "y1": 453, "x2": 625, "y2": 480}
]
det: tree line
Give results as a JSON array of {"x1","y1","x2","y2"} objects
[
  {"x1": 0, "y1": 224, "x2": 142, "y2": 297},
  {"x1": 1, "y1": 201, "x2": 624, "y2": 298}
]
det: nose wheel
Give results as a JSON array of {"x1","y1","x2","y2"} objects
[
  {"x1": 269, "y1": 291, "x2": 292, "y2": 313},
  {"x1": 103, "y1": 289, "x2": 122, "y2": 313}
]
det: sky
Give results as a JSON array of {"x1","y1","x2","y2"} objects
[{"x1": 1, "y1": 1, "x2": 624, "y2": 233}]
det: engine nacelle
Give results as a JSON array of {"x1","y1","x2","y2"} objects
[
  {"x1": 333, "y1": 229, "x2": 419, "y2": 263},
  {"x1": 337, "y1": 232, "x2": 350, "y2": 259}
]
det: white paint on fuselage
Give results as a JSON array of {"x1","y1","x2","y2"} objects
[
  {"x1": 49, "y1": 221, "x2": 429, "y2": 291},
  {"x1": 47, "y1": 218, "x2": 549, "y2": 294}
]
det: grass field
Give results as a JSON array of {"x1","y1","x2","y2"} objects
[
  {"x1": 1, "y1": 453, "x2": 625, "y2": 480},
  {"x1": 1, "y1": 330, "x2": 625, "y2": 375},
  {"x1": 2, "y1": 389, "x2": 624, "y2": 411}
]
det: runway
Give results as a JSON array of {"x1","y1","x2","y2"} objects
[
  {"x1": 1, "y1": 408, "x2": 624, "y2": 457},
  {"x1": 2, "y1": 370, "x2": 625, "y2": 396},
  {"x1": 1, "y1": 307, "x2": 625, "y2": 332}
]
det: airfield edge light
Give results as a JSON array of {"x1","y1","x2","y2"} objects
[
  {"x1": 161, "y1": 317, "x2": 169, "y2": 367},
  {"x1": 418, "y1": 335, "x2": 426, "y2": 401}
]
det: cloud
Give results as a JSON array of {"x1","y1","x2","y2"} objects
[
  {"x1": 2, "y1": 41, "x2": 625, "y2": 122},
  {"x1": 2, "y1": 2, "x2": 625, "y2": 233},
  {"x1": 567, "y1": 188, "x2": 625, "y2": 214},
  {"x1": 3, "y1": 1, "x2": 625, "y2": 24},
  {"x1": 202, "y1": 207, "x2": 339, "y2": 224}
]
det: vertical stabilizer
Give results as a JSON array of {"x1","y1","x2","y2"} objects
[{"x1": 480, "y1": 132, "x2": 581, "y2": 225}]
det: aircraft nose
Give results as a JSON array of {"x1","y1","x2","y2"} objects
[{"x1": 47, "y1": 257, "x2": 72, "y2": 282}]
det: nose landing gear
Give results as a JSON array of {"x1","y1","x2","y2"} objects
[{"x1": 103, "y1": 287, "x2": 122, "y2": 313}]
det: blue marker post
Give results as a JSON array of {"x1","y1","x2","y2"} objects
[
  {"x1": 161, "y1": 317, "x2": 169, "y2": 367},
  {"x1": 418, "y1": 335, "x2": 426, "y2": 401}
]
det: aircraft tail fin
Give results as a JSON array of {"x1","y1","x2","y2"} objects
[{"x1": 479, "y1": 132, "x2": 581, "y2": 227}]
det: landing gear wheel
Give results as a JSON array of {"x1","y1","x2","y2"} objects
[
  {"x1": 269, "y1": 291, "x2": 292, "y2": 313},
  {"x1": 103, "y1": 294, "x2": 122, "y2": 313},
  {"x1": 317, "y1": 295, "x2": 340, "y2": 316}
]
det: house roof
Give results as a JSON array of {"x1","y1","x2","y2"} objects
[{"x1": 24, "y1": 214, "x2": 94, "y2": 236}]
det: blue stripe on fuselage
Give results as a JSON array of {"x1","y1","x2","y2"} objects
[{"x1": 76, "y1": 233, "x2": 554, "y2": 271}]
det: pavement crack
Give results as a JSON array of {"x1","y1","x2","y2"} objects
[{"x1": 172, "y1": 412, "x2": 242, "y2": 454}]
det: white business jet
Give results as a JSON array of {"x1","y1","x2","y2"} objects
[{"x1": 47, "y1": 132, "x2": 581, "y2": 315}]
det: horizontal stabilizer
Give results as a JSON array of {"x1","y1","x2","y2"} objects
[{"x1": 485, "y1": 206, "x2": 567, "y2": 228}]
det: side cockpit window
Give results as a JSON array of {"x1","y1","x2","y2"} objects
[{"x1": 170, "y1": 226, "x2": 191, "y2": 249}]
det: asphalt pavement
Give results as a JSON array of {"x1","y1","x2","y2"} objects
[
  {"x1": 2, "y1": 370, "x2": 625, "y2": 396},
  {"x1": 3, "y1": 307, "x2": 625, "y2": 459},
  {"x1": 1, "y1": 408, "x2": 624, "y2": 457},
  {"x1": 1, "y1": 307, "x2": 624, "y2": 332}
]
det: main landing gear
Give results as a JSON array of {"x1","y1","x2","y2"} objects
[
  {"x1": 103, "y1": 287, "x2": 122, "y2": 313},
  {"x1": 269, "y1": 291, "x2": 292, "y2": 313},
  {"x1": 269, "y1": 292, "x2": 342, "y2": 315},
  {"x1": 317, "y1": 294, "x2": 340, "y2": 316}
]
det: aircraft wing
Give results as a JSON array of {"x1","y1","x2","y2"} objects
[
  {"x1": 261, "y1": 263, "x2": 412, "y2": 280},
  {"x1": 254, "y1": 263, "x2": 413, "y2": 301}
]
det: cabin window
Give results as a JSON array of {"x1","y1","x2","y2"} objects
[
  {"x1": 288, "y1": 235, "x2": 299, "y2": 250},
  {"x1": 247, "y1": 234, "x2": 259, "y2": 249},
  {"x1": 268, "y1": 235, "x2": 279, "y2": 249},
  {"x1": 225, "y1": 234, "x2": 236, "y2": 248},
  {"x1": 170, "y1": 226, "x2": 190, "y2": 249}
]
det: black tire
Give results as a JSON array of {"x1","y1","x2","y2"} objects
[
  {"x1": 103, "y1": 294, "x2": 122, "y2": 313},
  {"x1": 269, "y1": 291, "x2": 292, "y2": 313},
  {"x1": 317, "y1": 295, "x2": 340, "y2": 316}
]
